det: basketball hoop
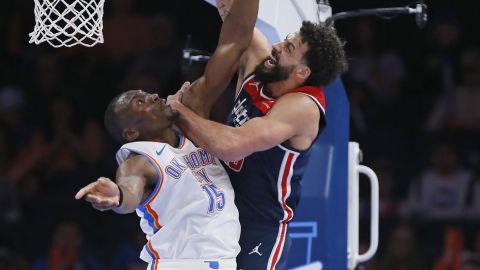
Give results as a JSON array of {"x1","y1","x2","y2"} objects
[{"x1": 29, "y1": 0, "x2": 106, "y2": 48}]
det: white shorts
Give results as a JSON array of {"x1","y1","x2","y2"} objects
[{"x1": 146, "y1": 259, "x2": 236, "y2": 270}]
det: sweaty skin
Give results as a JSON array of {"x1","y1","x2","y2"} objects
[
  {"x1": 75, "y1": 0, "x2": 260, "y2": 213},
  {"x1": 167, "y1": 0, "x2": 322, "y2": 162}
]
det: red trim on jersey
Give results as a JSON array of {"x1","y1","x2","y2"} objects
[
  {"x1": 148, "y1": 241, "x2": 160, "y2": 269},
  {"x1": 138, "y1": 151, "x2": 165, "y2": 230},
  {"x1": 269, "y1": 222, "x2": 288, "y2": 270},
  {"x1": 242, "y1": 76, "x2": 276, "y2": 115},
  {"x1": 242, "y1": 75, "x2": 326, "y2": 115},
  {"x1": 288, "y1": 86, "x2": 326, "y2": 112},
  {"x1": 269, "y1": 152, "x2": 296, "y2": 270},
  {"x1": 281, "y1": 153, "x2": 295, "y2": 222}
]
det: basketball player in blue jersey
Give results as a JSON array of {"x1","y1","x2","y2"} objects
[
  {"x1": 74, "y1": 0, "x2": 260, "y2": 269},
  {"x1": 168, "y1": 1, "x2": 348, "y2": 269}
]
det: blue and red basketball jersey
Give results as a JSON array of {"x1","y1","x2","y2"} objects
[{"x1": 224, "y1": 73, "x2": 327, "y2": 224}]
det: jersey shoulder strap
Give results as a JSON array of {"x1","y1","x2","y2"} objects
[
  {"x1": 288, "y1": 86, "x2": 326, "y2": 115},
  {"x1": 116, "y1": 141, "x2": 167, "y2": 165}
]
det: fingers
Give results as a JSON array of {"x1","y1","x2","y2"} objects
[
  {"x1": 75, "y1": 177, "x2": 119, "y2": 212},
  {"x1": 98, "y1": 176, "x2": 109, "y2": 182},
  {"x1": 97, "y1": 177, "x2": 113, "y2": 186},
  {"x1": 75, "y1": 181, "x2": 98, "y2": 200},
  {"x1": 167, "y1": 81, "x2": 191, "y2": 105},
  {"x1": 84, "y1": 194, "x2": 117, "y2": 206},
  {"x1": 178, "y1": 82, "x2": 191, "y2": 102},
  {"x1": 85, "y1": 194, "x2": 118, "y2": 212},
  {"x1": 180, "y1": 81, "x2": 191, "y2": 92},
  {"x1": 75, "y1": 177, "x2": 113, "y2": 200},
  {"x1": 168, "y1": 100, "x2": 182, "y2": 111},
  {"x1": 177, "y1": 91, "x2": 184, "y2": 102},
  {"x1": 166, "y1": 95, "x2": 177, "y2": 105}
]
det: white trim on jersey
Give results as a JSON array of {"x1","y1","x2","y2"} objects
[
  {"x1": 237, "y1": 73, "x2": 257, "y2": 99},
  {"x1": 241, "y1": 73, "x2": 256, "y2": 90},
  {"x1": 303, "y1": 93, "x2": 326, "y2": 116},
  {"x1": 267, "y1": 149, "x2": 299, "y2": 270},
  {"x1": 260, "y1": 87, "x2": 275, "y2": 100},
  {"x1": 277, "y1": 144, "x2": 300, "y2": 155}
]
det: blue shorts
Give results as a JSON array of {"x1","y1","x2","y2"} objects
[{"x1": 236, "y1": 221, "x2": 292, "y2": 270}]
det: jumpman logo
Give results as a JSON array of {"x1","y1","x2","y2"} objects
[
  {"x1": 248, "y1": 243, "x2": 263, "y2": 256},
  {"x1": 249, "y1": 81, "x2": 261, "y2": 91}
]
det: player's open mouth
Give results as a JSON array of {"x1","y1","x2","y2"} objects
[{"x1": 265, "y1": 55, "x2": 278, "y2": 68}]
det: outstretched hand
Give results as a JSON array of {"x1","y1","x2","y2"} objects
[
  {"x1": 167, "y1": 81, "x2": 190, "y2": 106},
  {"x1": 168, "y1": 81, "x2": 194, "y2": 115},
  {"x1": 75, "y1": 177, "x2": 121, "y2": 211}
]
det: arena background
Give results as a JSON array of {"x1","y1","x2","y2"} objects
[{"x1": 1, "y1": 0, "x2": 480, "y2": 269}]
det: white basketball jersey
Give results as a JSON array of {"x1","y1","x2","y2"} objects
[{"x1": 116, "y1": 134, "x2": 240, "y2": 264}]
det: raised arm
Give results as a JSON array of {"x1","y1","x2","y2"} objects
[
  {"x1": 181, "y1": 0, "x2": 259, "y2": 117},
  {"x1": 216, "y1": 0, "x2": 233, "y2": 21},
  {"x1": 214, "y1": 0, "x2": 272, "y2": 94},
  {"x1": 75, "y1": 155, "x2": 157, "y2": 214},
  {"x1": 171, "y1": 93, "x2": 321, "y2": 162}
]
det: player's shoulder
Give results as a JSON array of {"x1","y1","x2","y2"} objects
[
  {"x1": 120, "y1": 141, "x2": 165, "y2": 150},
  {"x1": 116, "y1": 141, "x2": 169, "y2": 164},
  {"x1": 268, "y1": 92, "x2": 322, "y2": 128},
  {"x1": 275, "y1": 91, "x2": 321, "y2": 112},
  {"x1": 277, "y1": 87, "x2": 326, "y2": 117}
]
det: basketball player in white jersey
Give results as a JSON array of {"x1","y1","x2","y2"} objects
[{"x1": 74, "y1": 0, "x2": 259, "y2": 269}]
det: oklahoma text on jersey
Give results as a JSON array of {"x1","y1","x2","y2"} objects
[{"x1": 116, "y1": 135, "x2": 240, "y2": 270}]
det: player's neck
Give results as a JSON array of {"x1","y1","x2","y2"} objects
[
  {"x1": 150, "y1": 128, "x2": 179, "y2": 147},
  {"x1": 265, "y1": 79, "x2": 301, "y2": 98}
]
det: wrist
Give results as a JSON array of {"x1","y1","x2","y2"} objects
[{"x1": 116, "y1": 185, "x2": 124, "y2": 208}]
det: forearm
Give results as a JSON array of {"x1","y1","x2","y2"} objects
[
  {"x1": 176, "y1": 107, "x2": 252, "y2": 162},
  {"x1": 113, "y1": 177, "x2": 144, "y2": 214}
]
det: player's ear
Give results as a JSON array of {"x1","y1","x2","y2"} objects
[
  {"x1": 296, "y1": 64, "x2": 311, "y2": 81},
  {"x1": 123, "y1": 128, "x2": 139, "y2": 142}
]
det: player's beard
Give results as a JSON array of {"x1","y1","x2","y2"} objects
[
  {"x1": 167, "y1": 108, "x2": 180, "y2": 122},
  {"x1": 254, "y1": 59, "x2": 295, "y2": 85}
]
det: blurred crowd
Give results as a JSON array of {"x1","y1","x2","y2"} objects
[{"x1": 1, "y1": 0, "x2": 480, "y2": 269}]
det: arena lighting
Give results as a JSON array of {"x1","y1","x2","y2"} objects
[{"x1": 320, "y1": 0, "x2": 428, "y2": 29}]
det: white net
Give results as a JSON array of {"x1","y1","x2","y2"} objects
[{"x1": 29, "y1": 0, "x2": 106, "y2": 48}]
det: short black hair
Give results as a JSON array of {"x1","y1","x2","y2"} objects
[
  {"x1": 104, "y1": 92, "x2": 126, "y2": 142},
  {"x1": 300, "y1": 21, "x2": 348, "y2": 86}
]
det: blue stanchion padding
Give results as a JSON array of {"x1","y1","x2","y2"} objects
[
  {"x1": 287, "y1": 79, "x2": 349, "y2": 270},
  {"x1": 289, "y1": 221, "x2": 318, "y2": 264}
]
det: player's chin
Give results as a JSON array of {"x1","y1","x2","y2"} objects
[{"x1": 167, "y1": 107, "x2": 180, "y2": 121}]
